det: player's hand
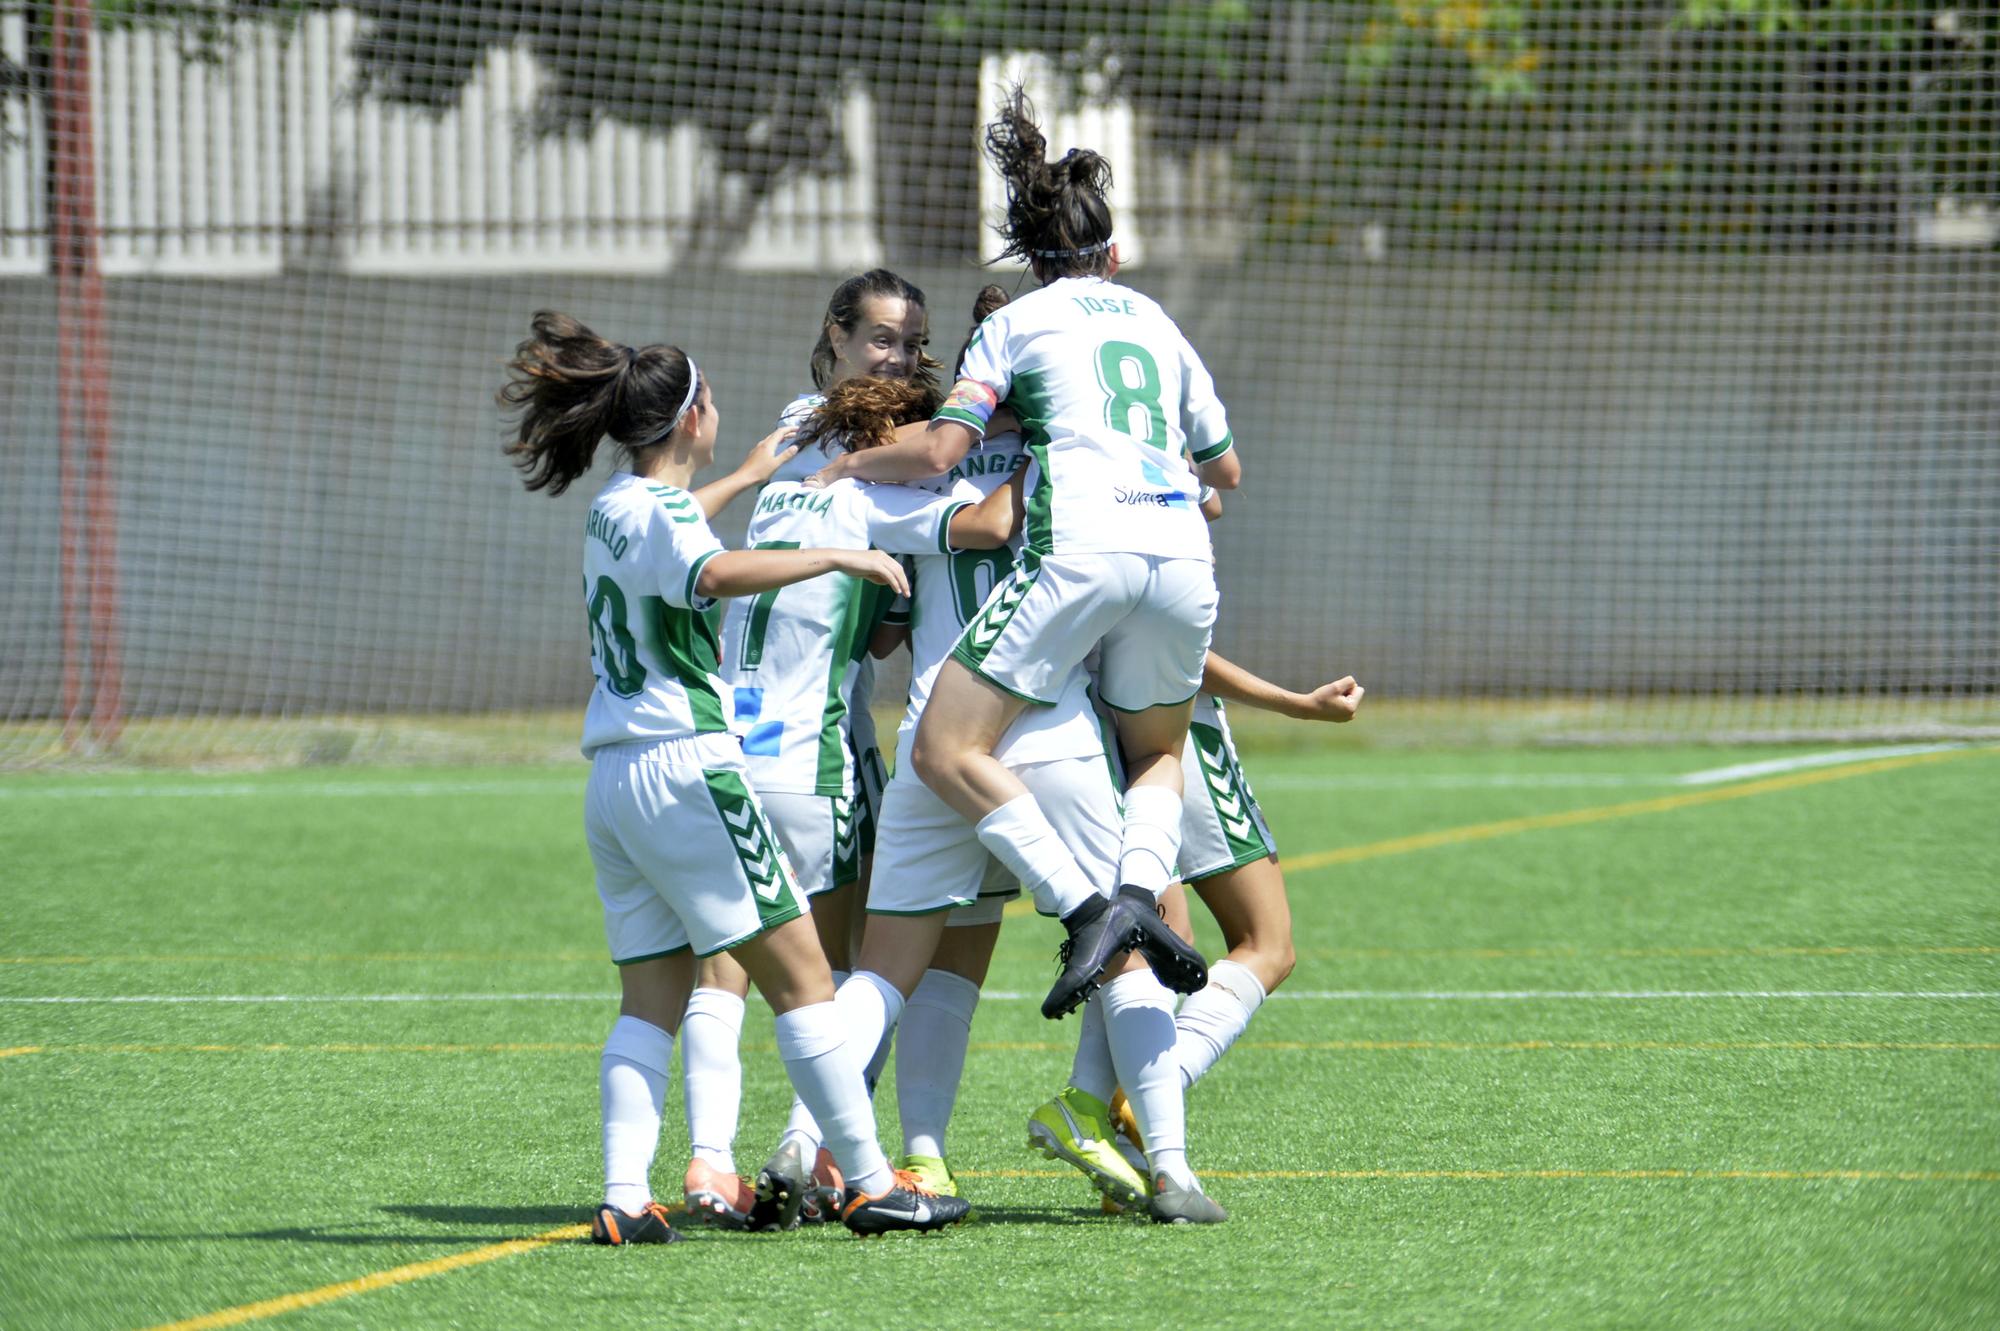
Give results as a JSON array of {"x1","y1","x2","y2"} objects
[
  {"x1": 735, "y1": 427, "x2": 798, "y2": 484},
  {"x1": 804, "y1": 453, "x2": 848, "y2": 489},
  {"x1": 1292, "y1": 676, "x2": 1364, "y2": 722},
  {"x1": 834, "y1": 549, "x2": 911, "y2": 598}
]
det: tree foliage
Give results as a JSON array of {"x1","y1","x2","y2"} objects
[{"x1": 7, "y1": 1, "x2": 1994, "y2": 254}]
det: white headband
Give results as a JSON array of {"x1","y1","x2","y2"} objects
[
  {"x1": 1032, "y1": 236, "x2": 1114, "y2": 259},
  {"x1": 674, "y1": 356, "x2": 701, "y2": 430}
]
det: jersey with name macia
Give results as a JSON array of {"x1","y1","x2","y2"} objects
[
  {"x1": 721, "y1": 476, "x2": 967, "y2": 796},
  {"x1": 936, "y1": 276, "x2": 1234, "y2": 565},
  {"x1": 579, "y1": 473, "x2": 731, "y2": 755}
]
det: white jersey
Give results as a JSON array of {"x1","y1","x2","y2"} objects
[
  {"x1": 721, "y1": 477, "x2": 967, "y2": 796},
  {"x1": 895, "y1": 431, "x2": 1104, "y2": 766},
  {"x1": 579, "y1": 473, "x2": 731, "y2": 755},
  {"x1": 937, "y1": 277, "x2": 1232, "y2": 565},
  {"x1": 769, "y1": 392, "x2": 836, "y2": 485}
]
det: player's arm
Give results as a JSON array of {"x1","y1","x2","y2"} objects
[
  {"x1": 696, "y1": 547, "x2": 909, "y2": 600},
  {"x1": 869, "y1": 584, "x2": 912, "y2": 660},
  {"x1": 1202, "y1": 650, "x2": 1363, "y2": 723},
  {"x1": 1198, "y1": 449, "x2": 1242, "y2": 492},
  {"x1": 869, "y1": 619, "x2": 910, "y2": 659},
  {"x1": 692, "y1": 426, "x2": 799, "y2": 519},
  {"x1": 945, "y1": 469, "x2": 1026, "y2": 551},
  {"x1": 812, "y1": 416, "x2": 978, "y2": 486},
  {"x1": 1199, "y1": 484, "x2": 1223, "y2": 522},
  {"x1": 1180, "y1": 334, "x2": 1241, "y2": 491}
]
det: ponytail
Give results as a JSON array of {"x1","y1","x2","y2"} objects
[
  {"x1": 985, "y1": 87, "x2": 1114, "y2": 279},
  {"x1": 956, "y1": 284, "x2": 1011, "y2": 377},
  {"x1": 499, "y1": 311, "x2": 700, "y2": 496}
]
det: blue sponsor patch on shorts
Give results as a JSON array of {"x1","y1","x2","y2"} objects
[{"x1": 744, "y1": 721, "x2": 785, "y2": 756}]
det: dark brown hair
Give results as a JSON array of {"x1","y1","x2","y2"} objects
[
  {"x1": 986, "y1": 88, "x2": 1114, "y2": 280},
  {"x1": 798, "y1": 376, "x2": 943, "y2": 454},
  {"x1": 809, "y1": 268, "x2": 942, "y2": 393},
  {"x1": 956, "y1": 284, "x2": 1011, "y2": 377},
  {"x1": 499, "y1": 311, "x2": 701, "y2": 496}
]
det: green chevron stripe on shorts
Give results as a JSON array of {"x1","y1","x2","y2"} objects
[
  {"x1": 702, "y1": 768, "x2": 804, "y2": 933},
  {"x1": 951, "y1": 563, "x2": 1039, "y2": 673},
  {"x1": 832, "y1": 795, "x2": 860, "y2": 887},
  {"x1": 1190, "y1": 720, "x2": 1273, "y2": 865}
]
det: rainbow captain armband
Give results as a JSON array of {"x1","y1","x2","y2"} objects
[{"x1": 934, "y1": 379, "x2": 999, "y2": 432}]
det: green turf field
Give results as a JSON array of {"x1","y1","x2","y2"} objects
[{"x1": 4, "y1": 740, "x2": 1997, "y2": 1330}]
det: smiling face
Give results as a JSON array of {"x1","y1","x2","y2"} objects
[{"x1": 827, "y1": 295, "x2": 928, "y2": 385}]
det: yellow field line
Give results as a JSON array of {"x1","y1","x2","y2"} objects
[
  {"x1": 964, "y1": 1167, "x2": 2000, "y2": 1184},
  {"x1": 1283, "y1": 746, "x2": 1986, "y2": 873},
  {"x1": 0, "y1": 1045, "x2": 44, "y2": 1059},
  {"x1": 141, "y1": 1223, "x2": 590, "y2": 1331}
]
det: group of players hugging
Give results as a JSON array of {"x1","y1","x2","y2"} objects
[{"x1": 500, "y1": 91, "x2": 1363, "y2": 1242}]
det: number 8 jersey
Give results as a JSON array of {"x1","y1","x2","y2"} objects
[
  {"x1": 936, "y1": 275, "x2": 1234, "y2": 565},
  {"x1": 579, "y1": 473, "x2": 733, "y2": 754}
]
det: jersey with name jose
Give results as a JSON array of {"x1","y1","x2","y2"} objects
[
  {"x1": 897, "y1": 431, "x2": 1103, "y2": 767},
  {"x1": 936, "y1": 277, "x2": 1233, "y2": 565},
  {"x1": 721, "y1": 477, "x2": 968, "y2": 797},
  {"x1": 579, "y1": 473, "x2": 732, "y2": 755}
]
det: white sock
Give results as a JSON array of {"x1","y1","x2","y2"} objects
[
  {"x1": 1099, "y1": 969, "x2": 1192, "y2": 1188},
  {"x1": 780, "y1": 969, "x2": 850, "y2": 1152},
  {"x1": 772, "y1": 1001, "x2": 892, "y2": 1198},
  {"x1": 976, "y1": 795, "x2": 1100, "y2": 918},
  {"x1": 680, "y1": 987, "x2": 744, "y2": 1172},
  {"x1": 600, "y1": 1014, "x2": 673, "y2": 1214},
  {"x1": 1173, "y1": 959, "x2": 1267, "y2": 1090},
  {"x1": 1067, "y1": 991, "x2": 1117, "y2": 1104},
  {"x1": 897, "y1": 969, "x2": 981, "y2": 1159},
  {"x1": 1117, "y1": 785, "x2": 1185, "y2": 900}
]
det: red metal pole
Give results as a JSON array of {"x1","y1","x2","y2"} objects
[{"x1": 50, "y1": 0, "x2": 120, "y2": 747}]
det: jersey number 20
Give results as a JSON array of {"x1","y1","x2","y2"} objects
[{"x1": 588, "y1": 576, "x2": 647, "y2": 698}]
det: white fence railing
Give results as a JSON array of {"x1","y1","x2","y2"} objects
[
  {"x1": 0, "y1": 9, "x2": 892, "y2": 277},
  {"x1": 0, "y1": 14, "x2": 1234, "y2": 280}
]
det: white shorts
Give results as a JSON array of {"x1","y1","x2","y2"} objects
[
  {"x1": 953, "y1": 552, "x2": 1218, "y2": 713},
  {"x1": 1179, "y1": 696, "x2": 1278, "y2": 881},
  {"x1": 868, "y1": 751, "x2": 1123, "y2": 918},
  {"x1": 585, "y1": 735, "x2": 809, "y2": 961},
  {"x1": 762, "y1": 791, "x2": 860, "y2": 897}
]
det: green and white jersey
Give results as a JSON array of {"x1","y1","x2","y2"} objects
[
  {"x1": 769, "y1": 391, "x2": 834, "y2": 485},
  {"x1": 896, "y1": 432, "x2": 1103, "y2": 766},
  {"x1": 722, "y1": 477, "x2": 968, "y2": 796},
  {"x1": 936, "y1": 276, "x2": 1232, "y2": 565},
  {"x1": 579, "y1": 473, "x2": 731, "y2": 755}
]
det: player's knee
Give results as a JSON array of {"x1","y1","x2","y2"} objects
[{"x1": 910, "y1": 731, "x2": 954, "y2": 788}]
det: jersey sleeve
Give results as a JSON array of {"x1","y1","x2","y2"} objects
[
  {"x1": 1178, "y1": 336, "x2": 1234, "y2": 465},
  {"x1": 646, "y1": 491, "x2": 728, "y2": 610},
  {"x1": 852, "y1": 482, "x2": 968, "y2": 557},
  {"x1": 934, "y1": 313, "x2": 1011, "y2": 432}
]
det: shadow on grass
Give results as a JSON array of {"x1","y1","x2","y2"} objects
[
  {"x1": 966, "y1": 1203, "x2": 1123, "y2": 1226},
  {"x1": 382, "y1": 1204, "x2": 582, "y2": 1228}
]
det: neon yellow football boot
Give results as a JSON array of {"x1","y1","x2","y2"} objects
[
  {"x1": 1026, "y1": 1087, "x2": 1150, "y2": 1209},
  {"x1": 896, "y1": 1153, "x2": 959, "y2": 1198}
]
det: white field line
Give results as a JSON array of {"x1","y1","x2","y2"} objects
[
  {"x1": 1672, "y1": 744, "x2": 1965, "y2": 786},
  {"x1": 5, "y1": 989, "x2": 1998, "y2": 1005},
  {"x1": 1249, "y1": 773, "x2": 1668, "y2": 790}
]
